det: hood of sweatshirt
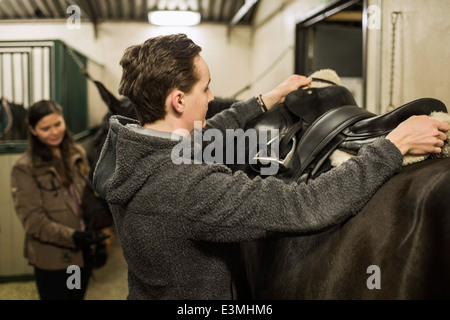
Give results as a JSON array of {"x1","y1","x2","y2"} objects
[{"x1": 93, "y1": 115, "x2": 192, "y2": 205}]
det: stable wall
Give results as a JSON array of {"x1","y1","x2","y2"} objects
[
  {"x1": 379, "y1": 0, "x2": 450, "y2": 113},
  {"x1": 250, "y1": 0, "x2": 450, "y2": 114},
  {"x1": 0, "y1": 21, "x2": 253, "y2": 103},
  {"x1": 2, "y1": 0, "x2": 449, "y2": 278},
  {"x1": 0, "y1": 19, "x2": 253, "y2": 277}
]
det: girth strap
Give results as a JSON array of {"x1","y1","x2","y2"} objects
[{"x1": 279, "y1": 120, "x2": 304, "y2": 157}]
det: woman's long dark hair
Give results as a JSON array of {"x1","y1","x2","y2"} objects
[{"x1": 27, "y1": 100, "x2": 89, "y2": 186}]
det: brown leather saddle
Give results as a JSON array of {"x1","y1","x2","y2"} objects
[{"x1": 234, "y1": 84, "x2": 448, "y2": 183}]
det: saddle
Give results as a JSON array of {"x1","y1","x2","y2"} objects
[{"x1": 239, "y1": 84, "x2": 448, "y2": 183}]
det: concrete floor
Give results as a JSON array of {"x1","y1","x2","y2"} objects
[{"x1": 0, "y1": 227, "x2": 128, "y2": 300}]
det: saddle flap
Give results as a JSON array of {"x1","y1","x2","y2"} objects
[
  {"x1": 295, "y1": 105, "x2": 376, "y2": 181},
  {"x1": 284, "y1": 86, "x2": 359, "y2": 124},
  {"x1": 349, "y1": 98, "x2": 448, "y2": 135}
]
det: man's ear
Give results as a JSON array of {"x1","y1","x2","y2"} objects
[{"x1": 171, "y1": 90, "x2": 185, "y2": 114}]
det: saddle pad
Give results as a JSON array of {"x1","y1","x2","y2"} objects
[{"x1": 330, "y1": 111, "x2": 450, "y2": 168}]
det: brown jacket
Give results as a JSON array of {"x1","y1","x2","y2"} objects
[{"x1": 11, "y1": 145, "x2": 89, "y2": 270}]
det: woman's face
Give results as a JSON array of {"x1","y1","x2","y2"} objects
[{"x1": 29, "y1": 112, "x2": 66, "y2": 148}]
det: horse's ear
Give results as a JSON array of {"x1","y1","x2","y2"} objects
[{"x1": 92, "y1": 80, "x2": 122, "y2": 115}]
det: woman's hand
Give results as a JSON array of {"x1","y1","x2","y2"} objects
[{"x1": 386, "y1": 115, "x2": 450, "y2": 155}]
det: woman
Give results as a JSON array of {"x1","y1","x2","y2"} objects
[{"x1": 11, "y1": 100, "x2": 99, "y2": 300}]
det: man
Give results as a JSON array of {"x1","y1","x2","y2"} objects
[{"x1": 93, "y1": 33, "x2": 450, "y2": 300}]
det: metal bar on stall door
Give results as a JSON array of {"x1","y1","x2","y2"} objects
[
  {"x1": 10, "y1": 53, "x2": 15, "y2": 103},
  {"x1": 30, "y1": 47, "x2": 34, "y2": 105},
  {"x1": 26, "y1": 52, "x2": 31, "y2": 108},
  {"x1": 42, "y1": 46, "x2": 45, "y2": 100},
  {"x1": 50, "y1": 45, "x2": 55, "y2": 101},
  {"x1": 24, "y1": 51, "x2": 30, "y2": 108},
  {"x1": 21, "y1": 52, "x2": 26, "y2": 108},
  {"x1": 0, "y1": 53, "x2": 3, "y2": 98}
]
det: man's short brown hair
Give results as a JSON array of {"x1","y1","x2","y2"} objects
[{"x1": 118, "y1": 34, "x2": 202, "y2": 125}]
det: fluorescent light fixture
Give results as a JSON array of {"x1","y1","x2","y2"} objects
[{"x1": 148, "y1": 10, "x2": 201, "y2": 26}]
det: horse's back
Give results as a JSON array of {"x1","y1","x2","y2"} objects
[{"x1": 241, "y1": 158, "x2": 450, "y2": 299}]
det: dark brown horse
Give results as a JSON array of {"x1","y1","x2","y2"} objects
[
  {"x1": 91, "y1": 80, "x2": 450, "y2": 299},
  {"x1": 0, "y1": 98, "x2": 27, "y2": 141},
  {"x1": 240, "y1": 157, "x2": 450, "y2": 299},
  {"x1": 235, "y1": 85, "x2": 450, "y2": 300}
]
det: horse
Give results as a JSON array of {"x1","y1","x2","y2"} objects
[
  {"x1": 90, "y1": 79, "x2": 450, "y2": 299},
  {"x1": 0, "y1": 98, "x2": 28, "y2": 141},
  {"x1": 239, "y1": 157, "x2": 450, "y2": 299},
  {"x1": 233, "y1": 83, "x2": 450, "y2": 300}
]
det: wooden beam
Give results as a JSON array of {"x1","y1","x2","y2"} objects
[
  {"x1": 19, "y1": 0, "x2": 38, "y2": 18},
  {"x1": 228, "y1": 0, "x2": 258, "y2": 36},
  {"x1": 0, "y1": 0, "x2": 18, "y2": 18},
  {"x1": 53, "y1": 0, "x2": 67, "y2": 17},
  {"x1": 33, "y1": 0, "x2": 52, "y2": 18},
  {"x1": 8, "y1": 0, "x2": 26, "y2": 17},
  {"x1": 41, "y1": 0, "x2": 59, "y2": 18},
  {"x1": 326, "y1": 11, "x2": 362, "y2": 22},
  {"x1": 229, "y1": 0, "x2": 258, "y2": 27},
  {"x1": 296, "y1": 0, "x2": 361, "y2": 27}
]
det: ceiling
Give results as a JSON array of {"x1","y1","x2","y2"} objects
[{"x1": 0, "y1": 0, "x2": 260, "y2": 26}]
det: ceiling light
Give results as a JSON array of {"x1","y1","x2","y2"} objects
[{"x1": 148, "y1": 10, "x2": 201, "y2": 26}]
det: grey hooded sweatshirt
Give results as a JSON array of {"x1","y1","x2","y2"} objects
[{"x1": 93, "y1": 98, "x2": 403, "y2": 300}]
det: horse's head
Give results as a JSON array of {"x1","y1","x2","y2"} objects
[{"x1": 90, "y1": 79, "x2": 237, "y2": 167}]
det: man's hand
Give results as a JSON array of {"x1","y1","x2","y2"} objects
[
  {"x1": 261, "y1": 75, "x2": 312, "y2": 110},
  {"x1": 386, "y1": 115, "x2": 450, "y2": 155}
]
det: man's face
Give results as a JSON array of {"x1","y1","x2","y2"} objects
[{"x1": 183, "y1": 55, "x2": 214, "y2": 131}]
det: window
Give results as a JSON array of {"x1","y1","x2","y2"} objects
[
  {"x1": 296, "y1": 0, "x2": 366, "y2": 107},
  {"x1": 0, "y1": 40, "x2": 88, "y2": 153}
]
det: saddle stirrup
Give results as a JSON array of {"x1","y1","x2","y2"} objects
[{"x1": 252, "y1": 136, "x2": 297, "y2": 171}]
